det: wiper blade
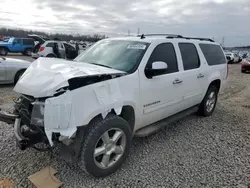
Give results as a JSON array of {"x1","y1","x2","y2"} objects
[{"x1": 91, "y1": 63, "x2": 113, "y2": 69}]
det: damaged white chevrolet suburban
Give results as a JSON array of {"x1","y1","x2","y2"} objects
[{"x1": 0, "y1": 34, "x2": 228, "y2": 177}]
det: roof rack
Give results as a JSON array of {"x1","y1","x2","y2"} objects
[
  {"x1": 184, "y1": 37, "x2": 214, "y2": 42},
  {"x1": 139, "y1": 34, "x2": 214, "y2": 42},
  {"x1": 139, "y1": 34, "x2": 183, "y2": 39}
]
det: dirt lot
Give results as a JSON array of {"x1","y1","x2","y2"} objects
[{"x1": 0, "y1": 63, "x2": 250, "y2": 188}]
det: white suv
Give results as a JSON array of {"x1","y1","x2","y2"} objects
[
  {"x1": 0, "y1": 34, "x2": 227, "y2": 177},
  {"x1": 32, "y1": 40, "x2": 78, "y2": 60}
]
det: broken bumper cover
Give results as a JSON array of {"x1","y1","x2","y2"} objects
[{"x1": 0, "y1": 109, "x2": 49, "y2": 150}]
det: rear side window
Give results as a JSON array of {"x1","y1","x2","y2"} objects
[
  {"x1": 179, "y1": 43, "x2": 200, "y2": 70},
  {"x1": 23, "y1": 39, "x2": 34, "y2": 45},
  {"x1": 46, "y1": 42, "x2": 56, "y2": 47},
  {"x1": 147, "y1": 43, "x2": 178, "y2": 75},
  {"x1": 199, "y1": 44, "x2": 226, "y2": 65}
]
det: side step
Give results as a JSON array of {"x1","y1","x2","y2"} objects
[{"x1": 134, "y1": 106, "x2": 198, "y2": 137}]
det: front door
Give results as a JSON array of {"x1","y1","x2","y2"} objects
[
  {"x1": 12, "y1": 38, "x2": 23, "y2": 52},
  {"x1": 0, "y1": 59, "x2": 6, "y2": 81},
  {"x1": 139, "y1": 43, "x2": 183, "y2": 128}
]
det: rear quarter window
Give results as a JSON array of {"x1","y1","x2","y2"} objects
[
  {"x1": 46, "y1": 42, "x2": 56, "y2": 47},
  {"x1": 23, "y1": 39, "x2": 34, "y2": 45},
  {"x1": 199, "y1": 44, "x2": 226, "y2": 65}
]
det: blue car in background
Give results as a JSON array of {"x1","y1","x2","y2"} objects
[{"x1": 0, "y1": 37, "x2": 34, "y2": 56}]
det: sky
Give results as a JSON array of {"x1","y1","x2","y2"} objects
[{"x1": 0, "y1": 0, "x2": 249, "y2": 46}]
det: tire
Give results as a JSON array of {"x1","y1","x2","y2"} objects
[
  {"x1": 0, "y1": 47, "x2": 8, "y2": 56},
  {"x1": 78, "y1": 114, "x2": 132, "y2": 177},
  {"x1": 14, "y1": 70, "x2": 25, "y2": 84},
  {"x1": 198, "y1": 85, "x2": 218, "y2": 117},
  {"x1": 46, "y1": 54, "x2": 56, "y2": 58},
  {"x1": 24, "y1": 48, "x2": 32, "y2": 56},
  {"x1": 242, "y1": 70, "x2": 246, "y2": 73}
]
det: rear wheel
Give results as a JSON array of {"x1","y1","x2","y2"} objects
[
  {"x1": 78, "y1": 114, "x2": 132, "y2": 177},
  {"x1": 46, "y1": 54, "x2": 56, "y2": 58},
  {"x1": 241, "y1": 69, "x2": 246, "y2": 73},
  {"x1": 198, "y1": 85, "x2": 218, "y2": 117},
  {"x1": 24, "y1": 48, "x2": 32, "y2": 56},
  {"x1": 0, "y1": 47, "x2": 8, "y2": 56}
]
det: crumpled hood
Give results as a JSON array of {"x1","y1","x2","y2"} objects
[{"x1": 14, "y1": 57, "x2": 124, "y2": 97}]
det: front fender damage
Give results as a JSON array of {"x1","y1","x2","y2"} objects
[{"x1": 44, "y1": 78, "x2": 124, "y2": 145}]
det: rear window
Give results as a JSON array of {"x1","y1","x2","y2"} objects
[
  {"x1": 23, "y1": 39, "x2": 34, "y2": 45},
  {"x1": 199, "y1": 44, "x2": 226, "y2": 65}
]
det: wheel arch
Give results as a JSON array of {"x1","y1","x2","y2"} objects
[
  {"x1": 0, "y1": 46, "x2": 10, "y2": 51},
  {"x1": 14, "y1": 69, "x2": 26, "y2": 84},
  {"x1": 85, "y1": 105, "x2": 136, "y2": 133},
  {"x1": 46, "y1": 53, "x2": 56, "y2": 57},
  {"x1": 209, "y1": 79, "x2": 221, "y2": 91}
]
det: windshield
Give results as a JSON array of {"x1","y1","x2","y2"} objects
[
  {"x1": 75, "y1": 40, "x2": 149, "y2": 73},
  {"x1": 8, "y1": 38, "x2": 14, "y2": 43}
]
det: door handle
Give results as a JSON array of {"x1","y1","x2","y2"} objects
[
  {"x1": 173, "y1": 78, "x2": 182, "y2": 84},
  {"x1": 197, "y1": 73, "x2": 204, "y2": 78}
]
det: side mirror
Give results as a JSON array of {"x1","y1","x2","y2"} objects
[{"x1": 145, "y1": 61, "x2": 168, "y2": 78}]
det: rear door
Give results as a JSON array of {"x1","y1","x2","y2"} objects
[
  {"x1": 58, "y1": 42, "x2": 66, "y2": 59},
  {"x1": 177, "y1": 43, "x2": 205, "y2": 109}
]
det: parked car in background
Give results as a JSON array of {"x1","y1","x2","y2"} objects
[
  {"x1": 242, "y1": 52, "x2": 250, "y2": 58},
  {"x1": 0, "y1": 34, "x2": 227, "y2": 177},
  {"x1": 225, "y1": 52, "x2": 241, "y2": 64},
  {"x1": 32, "y1": 40, "x2": 78, "y2": 60},
  {"x1": 27, "y1": 34, "x2": 50, "y2": 56},
  {"x1": 0, "y1": 56, "x2": 31, "y2": 84},
  {"x1": 241, "y1": 58, "x2": 250, "y2": 73},
  {"x1": 0, "y1": 37, "x2": 34, "y2": 56}
]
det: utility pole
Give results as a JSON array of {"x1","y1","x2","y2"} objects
[
  {"x1": 128, "y1": 29, "x2": 130, "y2": 36},
  {"x1": 221, "y1": 36, "x2": 225, "y2": 48},
  {"x1": 137, "y1": 28, "x2": 140, "y2": 36}
]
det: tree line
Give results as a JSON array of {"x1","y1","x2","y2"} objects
[{"x1": 0, "y1": 28, "x2": 107, "y2": 42}]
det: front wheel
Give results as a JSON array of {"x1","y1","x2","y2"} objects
[
  {"x1": 198, "y1": 85, "x2": 218, "y2": 117},
  {"x1": 78, "y1": 114, "x2": 132, "y2": 177},
  {"x1": 0, "y1": 47, "x2": 8, "y2": 56}
]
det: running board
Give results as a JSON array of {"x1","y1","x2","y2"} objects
[{"x1": 135, "y1": 106, "x2": 198, "y2": 137}]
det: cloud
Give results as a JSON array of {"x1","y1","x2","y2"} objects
[{"x1": 0, "y1": 0, "x2": 249, "y2": 46}]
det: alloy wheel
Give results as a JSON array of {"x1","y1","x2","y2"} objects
[{"x1": 93, "y1": 128, "x2": 126, "y2": 169}]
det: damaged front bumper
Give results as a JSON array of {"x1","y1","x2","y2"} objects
[
  {"x1": 0, "y1": 96, "x2": 50, "y2": 150},
  {"x1": 0, "y1": 109, "x2": 49, "y2": 150},
  {"x1": 0, "y1": 106, "x2": 83, "y2": 163}
]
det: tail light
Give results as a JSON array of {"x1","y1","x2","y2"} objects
[{"x1": 39, "y1": 46, "x2": 45, "y2": 52}]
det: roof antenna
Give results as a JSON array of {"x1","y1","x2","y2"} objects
[{"x1": 140, "y1": 34, "x2": 145, "y2": 39}]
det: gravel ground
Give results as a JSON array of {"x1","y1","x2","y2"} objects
[{"x1": 0, "y1": 64, "x2": 250, "y2": 188}]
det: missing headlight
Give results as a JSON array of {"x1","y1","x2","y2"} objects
[{"x1": 31, "y1": 101, "x2": 45, "y2": 127}]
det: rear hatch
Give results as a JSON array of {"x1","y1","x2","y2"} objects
[{"x1": 27, "y1": 34, "x2": 50, "y2": 53}]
